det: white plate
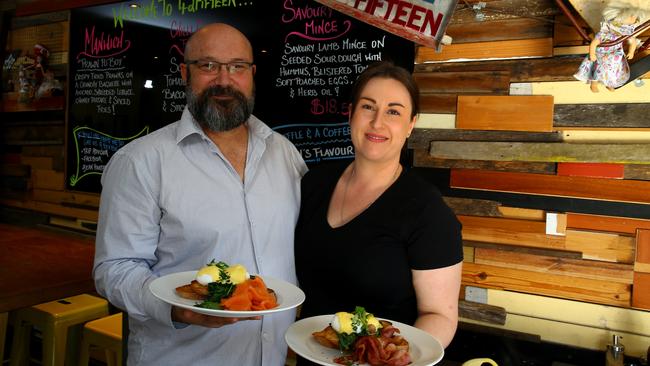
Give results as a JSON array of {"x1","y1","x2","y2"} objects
[
  {"x1": 285, "y1": 315, "x2": 444, "y2": 366},
  {"x1": 149, "y1": 270, "x2": 305, "y2": 317}
]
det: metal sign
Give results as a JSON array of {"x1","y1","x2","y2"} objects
[{"x1": 312, "y1": 0, "x2": 458, "y2": 50}]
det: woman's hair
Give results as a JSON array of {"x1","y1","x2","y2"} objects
[{"x1": 348, "y1": 61, "x2": 419, "y2": 119}]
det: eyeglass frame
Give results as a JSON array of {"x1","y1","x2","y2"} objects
[{"x1": 184, "y1": 59, "x2": 254, "y2": 75}]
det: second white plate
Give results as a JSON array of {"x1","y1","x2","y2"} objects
[
  {"x1": 285, "y1": 314, "x2": 444, "y2": 366},
  {"x1": 149, "y1": 270, "x2": 305, "y2": 317}
]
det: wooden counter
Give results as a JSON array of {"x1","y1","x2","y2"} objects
[{"x1": 0, "y1": 223, "x2": 96, "y2": 313}]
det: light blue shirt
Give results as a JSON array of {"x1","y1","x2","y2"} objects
[{"x1": 94, "y1": 108, "x2": 307, "y2": 366}]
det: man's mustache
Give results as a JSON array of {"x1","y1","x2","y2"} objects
[{"x1": 202, "y1": 86, "x2": 244, "y2": 99}]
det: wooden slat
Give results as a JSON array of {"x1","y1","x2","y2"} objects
[
  {"x1": 31, "y1": 189, "x2": 100, "y2": 208},
  {"x1": 553, "y1": 13, "x2": 589, "y2": 46},
  {"x1": 458, "y1": 300, "x2": 506, "y2": 325},
  {"x1": 636, "y1": 230, "x2": 650, "y2": 268},
  {"x1": 566, "y1": 213, "x2": 650, "y2": 236},
  {"x1": 463, "y1": 240, "x2": 582, "y2": 259},
  {"x1": 564, "y1": 230, "x2": 635, "y2": 263},
  {"x1": 417, "y1": 38, "x2": 554, "y2": 63},
  {"x1": 431, "y1": 141, "x2": 650, "y2": 164},
  {"x1": 446, "y1": 17, "x2": 552, "y2": 43},
  {"x1": 632, "y1": 272, "x2": 650, "y2": 310},
  {"x1": 456, "y1": 95, "x2": 554, "y2": 132},
  {"x1": 31, "y1": 169, "x2": 64, "y2": 190},
  {"x1": 443, "y1": 197, "x2": 502, "y2": 217},
  {"x1": 414, "y1": 114, "x2": 455, "y2": 129},
  {"x1": 414, "y1": 71, "x2": 510, "y2": 94},
  {"x1": 497, "y1": 207, "x2": 545, "y2": 220},
  {"x1": 0, "y1": 198, "x2": 98, "y2": 221},
  {"x1": 554, "y1": 104, "x2": 650, "y2": 128},
  {"x1": 420, "y1": 94, "x2": 458, "y2": 114},
  {"x1": 474, "y1": 247, "x2": 633, "y2": 283},
  {"x1": 463, "y1": 246, "x2": 475, "y2": 263},
  {"x1": 625, "y1": 165, "x2": 650, "y2": 181},
  {"x1": 450, "y1": 169, "x2": 650, "y2": 205},
  {"x1": 408, "y1": 128, "x2": 562, "y2": 149},
  {"x1": 462, "y1": 262, "x2": 630, "y2": 307},
  {"x1": 450, "y1": 0, "x2": 559, "y2": 24},
  {"x1": 557, "y1": 163, "x2": 625, "y2": 179},
  {"x1": 511, "y1": 81, "x2": 650, "y2": 104},
  {"x1": 414, "y1": 55, "x2": 583, "y2": 82},
  {"x1": 562, "y1": 129, "x2": 650, "y2": 143},
  {"x1": 413, "y1": 149, "x2": 556, "y2": 174}
]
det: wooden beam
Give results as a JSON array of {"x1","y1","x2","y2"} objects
[
  {"x1": 462, "y1": 262, "x2": 630, "y2": 307},
  {"x1": 458, "y1": 300, "x2": 506, "y2": 325},
  {"x1": 511, "y1": 81, "x2": 650, "y2": 104},
  {"x1": 414, "y1": 71, "x2": 510, "y2": 94},
  {"x1": 636, "y1": 229, "x2": 650, "y2": 272},
  {"x1": 414, "y1": 55, "x2": 583, "y2": 82},
  {"x1": 420, "y1": 94, "x2": 458, "y2": 114},
  {"x1": 456, "y1": 95, "x2": 554, "y2": 132},
  {"x1": 446, "y1": 17, "x2": 552, "y2": 43},
  {"x1": 463, "y1": 240, "x2": 582, "y2": 259},
  {"x1": 450, "y1": 169, "x2": 650, "y2": 205},
  {"x1": 632, "y1": 272, "x2": 650, "y2": 310},
  {"x1": 474, "y1": 247, "x2": 633, "y2": 284},
  {"x1": 561, "y1": 129, "x2": 650, "y2": 143},
  {"x1": 408, "y1": 129, "x2": 562, "y2": 149},
  {"x1": 431, "y1": 141, "x2": 650, "y2": 164},
  {"x1": 625, "y1": 165, "x2": 650, "y2": 181},
  {"x1": 566, "y1": 213, "x2": 650, "y2": 236},
  {"x1": 443, "y1": 197, "x2": 502, "y2": 217},
  {"x1": 557, "y1": 163, "x2": 625, "y2": 179},
  {"x1": 564, "y1": 229, "x2": 635, "y2": 263},
  {"x1": 417, "y1": 38, "x2": 553, "y2": 63},
  {"x1": 554, "y1": 103, "x2": 650, "y2": 128},
  {"x1": 413, "y1": 149, "x2": 556, "y2": 174},
  {"x1": 497, "y1": 207, "x2": 545, "y2": 220}
]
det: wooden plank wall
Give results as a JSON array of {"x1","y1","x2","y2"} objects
[{"x1": 412, "y1": 0, "x2": 650, "y2": 356}]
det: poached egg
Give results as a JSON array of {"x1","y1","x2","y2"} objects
[
  {"x1": 195, "y1": 262, "x2": 250, "y2": 285},
  {"x1": 331, "y1": 311, "x2": 382, "y2": 335}
]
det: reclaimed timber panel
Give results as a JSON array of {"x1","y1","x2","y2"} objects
[
  {"x1": 474, "y1": 247, "x2": 633, "y2": 283},
  {"x1": 553, "y1": 45, "x2": 589, "y2": 56},
  {"x1": 498, "y1": 207, "x2": 545, "y2": 220},
  {"x1": 567, "y1": 214, "x2": 650, "y2": 236},
  {"x1": 20, "y1": 156, "x2": 53, "y2": 170},
  {"x1": 566, "y1": 0, "x2": 603, "y2": 31},
  {"x1": 414, "y1": 149, "x2": 556, "y2": 174},
  {"x1": 31, "y1": 169, "x2": 64, "y2": 190},
  {"x1": 554, "y1": 103, "x2": 650, "y2": 128},
  {"x1": 414, "y1": 114, "x2": 455, "y2": 129},
  {"x1": 414, "y1": 55, "x2": 583, "y2": 82},
  {"x1": 564, "y1": 230, "x2": 635, "y2": 263},
  {"x1": 414, "y1": 71, "x2": 510, "y2": 94},
  {"x1": 562, "y1": 129, "x2": 650, "y2": 143},
  {"x1": 0, "y1": 198, "x2": 98, "y2": 221},
  {"x1": 557, "y1": 163, "x2": 625, "y2": 179},
  {"x1": 7, "y1": 21, "x2": 69, "y2": 53},
  {"x1": 447, "y1": 17, "x2": 552, "y2": 43},
  {"x1": 420, "y1": 94, "x2": 457, "y2": 114},
  {"x1": 463, "y1": 246, "x2": 475, "y2": 263},
  {"x1": 408, "y1": 128, "x2": 562, "y2": 149},
  {"x1": 459, "y1": 215, "x2": 566, "y2": 250},
  {"x1": 462, "y1": 262, "x2": 630, "y2": 307},
  {"x1": 625, "y1": 165, "x2": 650, "y2": 180},
  {"x1": 450, "y1": 169, "x2": 650, "y2": 205},
  {"x1": 486, "y1": 289, "x2": 650, "y2": 336},
  {"x1": 456, "y1": 95, "x2": 554, "y2": 132},
  {"x1": 443, "y1": 197, "x2": 501, "y2": 217},
  {"x1": 632, "y1": 272, "x2": 650, "y2": 309},
  {"x1": 450, "y1": 0, "x2": 558, "y2": 24},
  {"x1": 636, "y1": 229, "x2": 650, "y2": 272},
  {"x1": 31, "y1": 189, "x2": 100, "y2": 208},
  {"x1": 431, "y1": 141, "x2": 650, "y2": 164},
  {"x1": 553, "y1": 13, "x2": 589, "y2": 47},
  {"x1": 458, "y1": 300, "x2": 506, "y2": 325},
  {"x1": 416, "y1": 38, "x2": 553, "y2": 63},
  {"x1": 463, "y1": 240, "x2": 580, "y2": 259},
  {"x1": 511, "y1": 81, "x2": 650, "y2": 103}
]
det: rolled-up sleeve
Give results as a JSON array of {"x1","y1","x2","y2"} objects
[{"x1": 94, "y1": 150, "x2": 174, "y2": 327}]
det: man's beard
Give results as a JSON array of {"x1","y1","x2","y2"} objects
[{"x1": 186, "y1": 84, "x2": 255, "y2": 132}]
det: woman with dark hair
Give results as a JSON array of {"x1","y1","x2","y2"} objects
[{"x1": 294, "y1": 61, "x2": 463, "y2": 362}]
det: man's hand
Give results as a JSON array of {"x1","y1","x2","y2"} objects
[{"x1": 172, "y1": 306, "x2": 261, "y2": 328}]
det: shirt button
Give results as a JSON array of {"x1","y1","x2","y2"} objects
[{"x1": 262, "y1": 332, "x2": 271, "y2": 342}]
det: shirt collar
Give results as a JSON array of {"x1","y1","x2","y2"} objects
[{"x1": 175, "y1": 107, "x2": 272, "y2": 144}]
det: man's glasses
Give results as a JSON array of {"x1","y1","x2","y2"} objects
[{"x1": 185, "y1": 60, "x2": 253, "y2": 75}]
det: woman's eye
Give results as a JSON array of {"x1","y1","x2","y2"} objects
[
  {"x1": 361, "y1": 104, "x2": 375, "y2": 111},
  {"x1": 387, "y1": 109, "x2": 401, "y2": 116}
]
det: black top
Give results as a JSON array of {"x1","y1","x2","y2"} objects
[{"x1": 295, "y1": 161, "x2": 463, "y2": 325}]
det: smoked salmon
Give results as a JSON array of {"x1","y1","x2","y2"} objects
[{"x1": 220, "y1": 276, "x2": 278, "y2": 311}]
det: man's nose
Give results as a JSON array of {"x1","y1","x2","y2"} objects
[{"x1": 211, "y1": 65, "x2": 232, "y2": 84}]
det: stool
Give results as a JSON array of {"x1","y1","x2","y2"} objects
[
  {"x1": 1, "y1": 312, "x2": 7, "y2": 365},
  {"x1": 79, "y1": 312, "x2": 122, "y2": 366},
  {"x1": 9, "y1": 294, "x2": 109, "y2": 366}
]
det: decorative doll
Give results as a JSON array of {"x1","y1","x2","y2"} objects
[{"x1": 574, "y1": 4, "x2": 647, "y2": 92}]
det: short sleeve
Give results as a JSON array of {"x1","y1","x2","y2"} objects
[{"x1": 405, "y1": 190, "x2": 463, "y2": 270}]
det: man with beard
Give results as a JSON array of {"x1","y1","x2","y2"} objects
[{"x1": 94, "y1": 23, "x2": 307, "y2": 365}]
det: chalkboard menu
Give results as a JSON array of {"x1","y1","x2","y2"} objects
[{"x1": 67, "y1": 0, "x2": 414, "y2": 193}]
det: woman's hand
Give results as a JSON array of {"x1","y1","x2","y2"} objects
[{"x1": 171, "y1": 306, "x2": 261, "y2": 328}]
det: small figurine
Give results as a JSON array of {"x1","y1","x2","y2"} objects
[{"x1": 574, "y1": 3, "x2": 647, "y2": 92}]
